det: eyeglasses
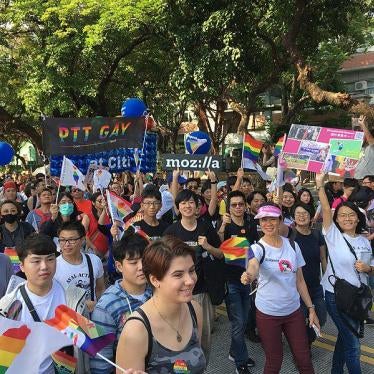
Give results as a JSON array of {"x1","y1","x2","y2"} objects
[
  {"x1": 58, "y1": 237, "x2": 83, "y2": 245},
  {"x1": 71, "y1": 189, "x2": 80, "y2": 192},
  {"x1": 230, "y1": 202, "x2": 245, "y2": 208},
  {"x1": 337, "y1": 213, "x2": 356, "y2": 219},
  {"x1": 142, "y1": 201, "x2": 161, "y2": 207}
]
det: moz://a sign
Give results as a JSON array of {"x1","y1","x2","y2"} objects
[{"x1": 162, "y1": 154, "x2": 222, "y2": 170}]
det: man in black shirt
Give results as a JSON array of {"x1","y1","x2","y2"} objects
[
  {"x1": 134, "y1": 186, "x2": 168, "y2": 241},
  {"x1": 164, "y1": 189, "x2": 222, "y2": 363},
  {"x1": 218, "y1": 190, "x2": 256, "y2": 373}
]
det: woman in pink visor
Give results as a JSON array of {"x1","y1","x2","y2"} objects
[{"x1": 241, "y1": 202, "x2": 319, "y2": 374}]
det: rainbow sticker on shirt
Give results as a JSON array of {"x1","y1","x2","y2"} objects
[
  {"x1": 173, "y1": 359, "x2": 190, "y2": 373},
  {"x1": 278, "y1": 259, "x2": 293, "y2": 272}
]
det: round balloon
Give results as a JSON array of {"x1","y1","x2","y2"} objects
[
  {"x1": 121, "y1": 98, "x2": 147, "y2": 117},
  {"x1": 185, "y1": 131, "x2": 211, "y2": 155},
  {"x1": 0, "y1": 142, "x2": 15, "y2": 166}
]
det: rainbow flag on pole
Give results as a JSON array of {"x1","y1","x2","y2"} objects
[
  {"x1": 274, "y1": 134, "x2": 286, "y2": 156},
  {"x1": 106, "y1": 190, "x2": 133, "y2": 222},
  {"x1": 242, "y1": 133, "x2": 263, "y2": 164},
  {"x1": 45, "y1": 305, "x2": 115, "y2": 357},
  {"x1": 4, "y1": 248, "x2": 21, "y2": 273},
  {"x1": 220, "y1": 237, "x2": 252, "y2": 268}
]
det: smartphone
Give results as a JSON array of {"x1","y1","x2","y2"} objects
[{"x1": 312, "y1": 323, "x2": 322, "y2": 338}]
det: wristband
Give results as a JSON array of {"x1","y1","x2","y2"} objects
[{"x1": 307, "y1": 304, "x2": 315, "y2": 310}]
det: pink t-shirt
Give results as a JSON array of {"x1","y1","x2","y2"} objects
[{"x1": 332, "y1": 196, "x2": 347, "y2": 209}]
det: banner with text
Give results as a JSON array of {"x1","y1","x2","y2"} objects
[
  {"x1": 162, "y1": 154, "x2": 223, "y2": 171},
  {"x1": 283, "y1": 124, "x2": 364, "y2": 175},
  {"x1": 50, "y1": 134, "x2": 157, "y2": 175},
  {"x1": 43, "y1": 117, "x2": 145, "y2": 155}
]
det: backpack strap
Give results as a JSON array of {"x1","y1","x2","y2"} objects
[
  {"x1": 258, "y1": 242, "x2": 266, "y2": 265},
  {"x1": 126, "y1": 309, "x2": 153, "y2": 369},
  {"x1": 84, "y1": 254, "x2": 95, "y2": 301},
  {"x1": 20, "y1": 284, "x2": 41, "y2": 322}
]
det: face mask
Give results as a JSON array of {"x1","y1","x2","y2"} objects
[
  {"x1": 2, "y1": 214, "x2": 18, "y2": 224},
  {"x1": 59, "y1": 203, "x2": 74, "y2": 216}
]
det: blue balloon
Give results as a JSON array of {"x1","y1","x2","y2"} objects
[
  {"x1": 185, "y1": 131, "x2": 211, "y2": 155},
  {"x1": 121, "y1": 98, "x2": 147, "y2": 117},
  {"x1": 0, "y1": 142, "x2": 15, "y2": 166}
]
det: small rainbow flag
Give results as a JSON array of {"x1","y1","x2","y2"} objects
[
  {"x1": 242, "y1": 133, "x2": 263, "y2": 162},
  {"x1": 0, "y1": 324, "x2": 30, "y2": 373},
  {"x1": 45, "y1": 305, "x2": 115, "y2": 357},
  {"x1": 220, "y1": 237, "x2": 250, "y2": 268},
  {"x1": 106, "y1": 190, "x2": 133, "y2": 222},
  {"x1": 124, "y1": 212, "x2": 144, "y2": 230},
  {"x1": 134, "y1": 227, "x2": 151, "y2": 242},
  {"x1": 4, "y1": 247, "x2": 21, "y2": 273},
  {"x1": 274, "y1": 134, "x2": 286, "y2": 157},
  {"x1": 51, "y1": 350, "x2": 77, "y2": 374}
]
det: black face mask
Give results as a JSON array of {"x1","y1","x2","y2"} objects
[{"x1": 2, "y1": 214, "x2": 18, "y2": 224}]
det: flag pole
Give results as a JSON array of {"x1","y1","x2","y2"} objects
[
  {"x1": 275, "y1": 133, "x2": 287, "y2": 199},
  {"x1": 55, "y1": 156, "x2": 65, "y2": 204},
  {"x1": 241, "y1": 133, "x2": 245, "y2": 169},
  {"x1": 138, "y1": 115, "x2": 149, "y2": 172},
  {"x1": 96, "y1": 353, "x2": 127, "y2": 373}
]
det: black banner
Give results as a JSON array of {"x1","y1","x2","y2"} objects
[
  {"x1": 42, "y1": 117, "x2": 145, "y2": 155},
  {"x1": 162, "y1": 154, "x2": 223, "y2": 171}
]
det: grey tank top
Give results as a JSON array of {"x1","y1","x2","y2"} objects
[{"x1": 127, "y1": 302, "x2": 206, "y2": 374}]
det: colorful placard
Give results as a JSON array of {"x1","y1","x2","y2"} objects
[
  {"x1": 4, "y1": 248, "x2": 21, "y2": 273},
  {"x1": 283, "y1": 124, "x2": 364, "y2": 173}
]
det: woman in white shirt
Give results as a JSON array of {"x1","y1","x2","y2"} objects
[
  {"x1": 316, "y1": 173, "x2": 374, "y2": 374},
  {"x1": 241, "y1": 202, "x2": 319, "y2": 373}
]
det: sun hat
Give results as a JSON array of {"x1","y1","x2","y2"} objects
[{"x1": 254, "y1": 204, "x2": 282, "y2": 219}]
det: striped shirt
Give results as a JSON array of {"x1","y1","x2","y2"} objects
[{"x1": 89, "y1": 280, "x2": 152, "y2": 374}]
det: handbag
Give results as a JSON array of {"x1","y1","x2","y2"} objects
[{"x1": 328, "y1": 237, "x2": 373, "y2": 337}]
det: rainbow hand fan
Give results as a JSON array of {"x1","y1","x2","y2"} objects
[{"x1": 220, "y1": 237, "x2": 250, "y2": 268}]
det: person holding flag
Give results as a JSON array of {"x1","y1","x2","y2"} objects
[
  {"x1": 90, "y1": 229, "x2": 152, "y2": 374},
  {"x1": 0, "y1": 232, "x2": 89, "y2": 373},
  {"x1": 217, "y1": 190, "x2": 257, "y2": 374}
]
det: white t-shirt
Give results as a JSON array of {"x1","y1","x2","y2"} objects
[
  {"x1": 55, "y1": 252, "x2": 104, "y2": 300},
  {"x1": 251, "y1": 237, "x2": 306, "y2": 316},
  {"x1": 16, "y1": 280, "x2": 66, "y2": 374},
  {"x1": 321, "y1": 223, "x2": 374, "y2": 293}
]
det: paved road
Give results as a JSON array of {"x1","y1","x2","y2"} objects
[{"x1": 206, "y1": 305, "x2": 374, "y2": 373}]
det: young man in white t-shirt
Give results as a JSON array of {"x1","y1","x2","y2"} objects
[
  {"x1": 54, "y1": 221, "x2": 105, "y2": 312},
  {"x1": 0, "y1": 233, "x2": 66, "y2": 374}
]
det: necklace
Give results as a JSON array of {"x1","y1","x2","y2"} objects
[{"x1": 153, "y1": 298, "x2": 183, "y2": 342}]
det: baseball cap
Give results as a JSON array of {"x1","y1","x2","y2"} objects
[
  {"x1": 3, "y1": 180, "x2": 17, "y2": 191},
  {"x1": 217, "y1": 181, "x2": 227, "y2": 190},
  {"x1": 254, "y1": 204, "x2": 282, "y2": 219}
]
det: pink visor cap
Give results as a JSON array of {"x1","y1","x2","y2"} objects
[{"x1": 254, "y1": 205, "x2": 282, "y2": 219}]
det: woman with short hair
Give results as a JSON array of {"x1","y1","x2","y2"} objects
[
  {"x1": 241, "y1": 202, "x2": 318, "y2": 373},
  {"x1": 116, "y1": 236, "x2": 206, "y2": 373}
]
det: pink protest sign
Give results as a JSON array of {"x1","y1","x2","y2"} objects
[{"x1": 283, "y1": 124, "x2": 364, "y2": 174}]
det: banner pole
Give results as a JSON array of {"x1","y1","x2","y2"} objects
[{"x1": 241, "y1": 133, "x2": 245, "y2": 169}]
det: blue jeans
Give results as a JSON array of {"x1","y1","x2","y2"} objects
[
  {"x1": 225, "y1": 281, "x2": 251, "y2": 367},
  {"x1": 301, "y1": 286, "x2": 327, "y2": 344},
  {"x1": 325, "y1": 290, "x2": 361, "y2": 374}
]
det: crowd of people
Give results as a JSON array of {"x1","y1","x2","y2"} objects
[{"x1": 0, "y1": 129, "x2": 374, "y2": 374}]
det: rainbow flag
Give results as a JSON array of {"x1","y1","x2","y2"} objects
[
  {"x1": 242, "y1": 133, "x2": 263, "y2": 163},
  {"x1": 4, "y1": 247, "x2": 21, "y2": 273},
  {"x1": 134, "y1": 227, "x2": 151, "y2": 242},
  {"x1": 274, "y1": 134, "x2": 286, "y2": 156},
  {"x1": 220, "y1": 237, "x2": 250, "y2": 268},
  {"x1": 51, "y1": 350, "x2": 77, "y2": 374},
  {"x1": 0, "y1": 325, "x2": 30, "y2": 373},
  {"x1": 106, "y1": 190, "x2": 133, "y2": 222},
  {"x1": 45, "y1": 305, "x2": 115, "y2": 357}
]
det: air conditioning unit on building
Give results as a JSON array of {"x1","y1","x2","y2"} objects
[{"x1": 354, "y1": 81, "x2": 367, "y2": 91}]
